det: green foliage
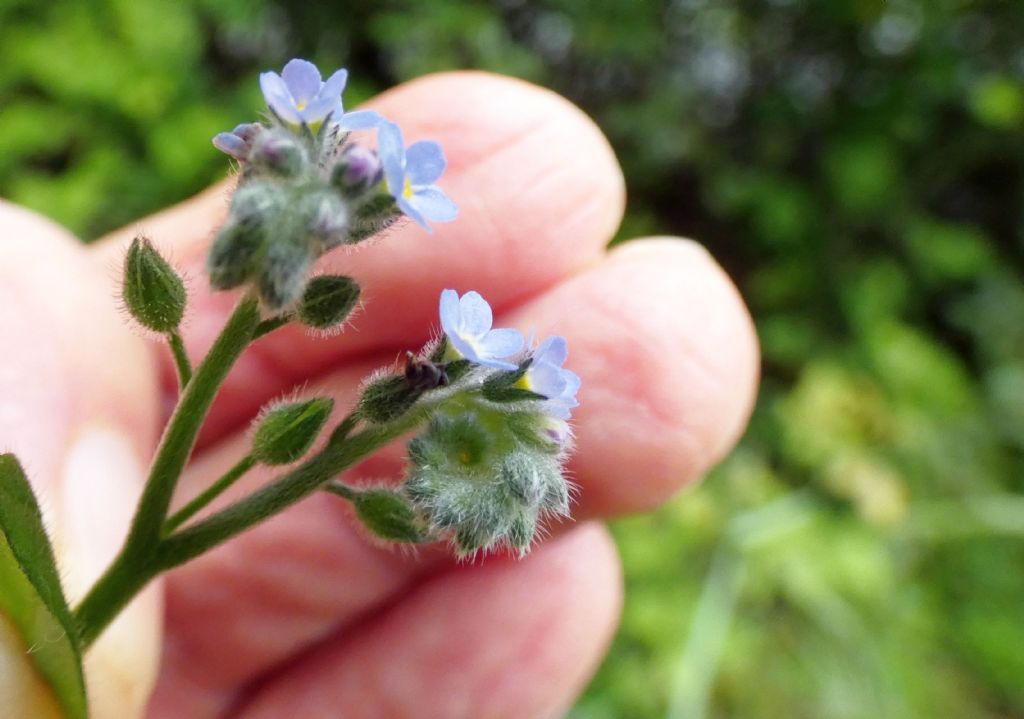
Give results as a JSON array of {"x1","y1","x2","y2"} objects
[
  {"x1": 2, "y1": 0, "x2": 1022, "y2": 716},
  {"x1": 0, "y1": 455, "x2": 88, "y2": 719}
]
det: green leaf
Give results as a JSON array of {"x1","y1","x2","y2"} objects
[{"x1": 0, "y1": 454, "x2": 88, "y2": 719}]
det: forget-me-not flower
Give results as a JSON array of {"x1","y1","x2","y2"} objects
[
  {"x1": 439, "y1": 289, "x2": 523, "y2": 370},
  {"x1": 379, "y1": 120, "x2": 458, "y2": 231},
  {"x1": 259, "y1": 59, "x2": 382, "y2": 131},
  {"x1": 520, "y1": 336, "x2": 581, "y2": 420}
]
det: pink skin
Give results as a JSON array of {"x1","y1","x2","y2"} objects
[{"x1": 4, "y1": 72, "x2": 759, "y2": 718}]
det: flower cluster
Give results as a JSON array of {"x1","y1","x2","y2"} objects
[
  {"x1": 353, "y1": 289, "x2": 580, "y2": 556},
  {"x1": 439, "y1": 289, "x2": 580, "y2": 420},
  {"x1": 206, "y1": 59, "x2": 582, "y2": 557},
  {"x1": 208, "y1": 59, "x2": 458, "y2": 309}
]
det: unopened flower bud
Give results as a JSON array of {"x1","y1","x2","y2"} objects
[
  {"x1": 252, "y1": 397, "x2": 334, "y2": 465},
  {"x1": 302, "y1": 190, "x2": 349, "y2": 251},
  {"x1": 402, "y1": 413, "x2": 572, "y2": 557},
  {"x1": 207, "y1": 180, "x2": 284, "y2": 290},
  {"x1": 357, "y1": 375, "x2": 421, "y2": 423},
  {"x1": 258, "y1": 238, "x2": 313, "y2": 310},
  {"x1": 331, "y1": 145, "x2": 383, "y2": 197},
  {"x1": 249, "y1": 130, "x2": 307, "y2": 177},
  {"x1": 207, "y1": 218, "x2": 263, "y2": 290},
  {"x1": 297, "y1": 275, "x2": 360, "y2": 329},
  {"x1": 212, "y1": 122, "x2": 264, "y2": 161},
  {"x1": 351, "y1": 489, "x2": 429, "y2": 543},
  {"x1": 122, "y1": 236, "x2": 187, "y2": 332}
]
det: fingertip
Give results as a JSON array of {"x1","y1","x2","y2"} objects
[{"x1": 507, "y1": 236, "x2": 760, "y2": 515}]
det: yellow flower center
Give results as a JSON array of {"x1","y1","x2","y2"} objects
[
  {"x1": 514, "y1": 374, "x2": 533, "y2": 391},
  {"x1": 403, "y1": 176, "x2": 415, "y2": 200}
]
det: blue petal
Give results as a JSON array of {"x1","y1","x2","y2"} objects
[
  {"x1": 478, "y1": 328, "x2": 524, "y2": 359},
  {"x1": 409, "y1": 187, "x2": 458, "y2": 223},
  {"x1": 439, "y1": 289, "x2": 460, "y2": 337},
  {"x1": 534, "y1": 336, "x2": 569, "y2": 367},
  {"x1": 561, "y1": 369, "x2": 582, "y2": 398},
  {"x1": 281, "y1": 59, "x2": 322, "y2": 106},
  {"x1": 300, "y1": 93, "x2": 338, "y2": 126},
  {"x1": 542, "y1": 400, "x2": 574, "y2": 420},
  {"x1": 377, "y1": 121, "x2": 407, "y2": 197},
  {"x1": 212, "y1": 132, "x2": 247, "y2": 160},
  {"x1": 303, "y1": 68, "x2": 348, "y2": 123},
  {"x1": 405, "y1": 141, "x2": 447, "y2": 185},
  {"x1": 458, "y1": 291, "x2": 493, "y2": 335},
  {"x1": 337, "y1": 110, "x2": 385, "y2": 131},
  {"x1": 530, "y1": 361, "x2": 569, "y2": 398},
  {"x1": 318, "y1": 68, "x2": 348, "y2": 102},
  {"x1": 259, "y1": 72, "x2": 301, "y2": 124},
  {"x1": 479, "y1": 356, "x2": 519, "y2": 370},
  {"x1": 397, "y1": 196, "x2": 429, "y2": 230},
  {"x1": 446, "y1": 333, "x2": 481, "y2": 364}
]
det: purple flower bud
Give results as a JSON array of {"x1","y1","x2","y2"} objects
[
  {"x1": 212, "y1": 123, "x2": 264, "y2": 161},
  {"x1": 249, "y1": 131, "x2": 307, "y2": 177},
  {"x1": 331, "y1": 145, "x2": 384, "y2": 195}
]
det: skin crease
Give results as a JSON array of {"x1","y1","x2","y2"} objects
[{"x1": 1, "y1": 72, "x2": 759, "y2": 718}]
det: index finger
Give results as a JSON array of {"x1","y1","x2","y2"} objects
[{"x1": 94, "y1": 72, "x2": 625, "y2": 444}]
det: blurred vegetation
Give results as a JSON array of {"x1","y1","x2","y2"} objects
[{"x1": 2, "y1": 0, "x2": 1022, "y2": 717}]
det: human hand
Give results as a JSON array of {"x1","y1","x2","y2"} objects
[{"x1": 0, "y1": 73, "x2": 758, "y2": 718}]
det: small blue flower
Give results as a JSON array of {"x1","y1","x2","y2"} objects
[
  {"x1": 439, "y1": 289, "x2": 522, "y2": 369},
  {"x1": 378, "y1": 120, "x2": 458, "y2": 231},
  {"x1": 259, "y1": 58, "x2": 383, "y2": 131},
  {"x1": 522, "y1": 336, "x2": 581, "y2": 420}
]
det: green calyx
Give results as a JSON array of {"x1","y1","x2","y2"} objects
[
  {"x1": 253, "y1": 397, "x2": 334, "y2": 465},
  {"x1": 122, "y1": 236, "x2": 187, "y2": 332}
]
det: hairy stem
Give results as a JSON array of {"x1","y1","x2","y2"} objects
[
  {"x1": 74, "y1": 295, "x2": 260, "y2": 647},
  {"x1": 156, "y1": 411, "x2": 426, "y2": 570},
  {"x1": 167, "y1": 329, "x2": 192, "y2": 389},
  {"x1": 163, "y1": 455, "x2": 257, "y2": 535}
]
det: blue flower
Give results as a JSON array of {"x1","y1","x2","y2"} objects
[
  {"x1": 378, "y1": 120, "x2": 458, "y2": 231},
  {"x1": 522, "y1": 336, "x2": 581, "y2": 420},
  {"x1": 439, "y1": 289, "x2": 523, "y2": 369},
  {"x1": 259, "y1": 59, "x2": 383, "y2": 131}
]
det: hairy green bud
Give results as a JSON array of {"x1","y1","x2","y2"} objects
[
  {"x1": 352, "y1": 489, "x2": 429, "y2": 544},
  {"x1": 403, "y1": 412, "x2": 572, "y2": 557},
  {"x1": 252, "y1": 397, "x2": 334, "y2": 465},
  {"x1": 122, "y1": 236, "x2": 187, "y2": 332},
  {"x1": 258, "y1": 237, "x2": 313, "y2": 310},
  {"x1": 357, "y1": 376, "x2": 421, "y2": 423},
  {"x1": 297, "y1": 275, "x2": 360, "y2": 329}
]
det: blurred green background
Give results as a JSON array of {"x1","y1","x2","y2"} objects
[{"x1": 2, "y1": 1, "x2": 1022, "y2": 716}]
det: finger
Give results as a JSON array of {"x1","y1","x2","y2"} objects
[
  {"x1": 507, "y1": 237, "x2": 760, "y2": 514},
  {"x1": 94, "y1": 72, "x2": 625, "y2": 445},
  {"x1": 148, "y1": 236, "x2": 757, "y2": 716},
  {"x1": 235, "y1": 523, "x2": 620, "y2": 719},
  {"x1": 0, "y1": 202, "x2": 163, "y2": 718}
]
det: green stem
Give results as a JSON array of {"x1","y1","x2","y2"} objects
[
  {"x1": 167, "y1": 329, "x2": 192, "y2": 389},
  {"x1": 163, "y1": 455, "x2": 257, "y2": 535},
  {"x1": 74, "y1": 295, "x2": 260, "y2": 648},
  {"x1": 253, "y1": 314, "x2": 293, "y2": 340},
  {"x1": 156, "y1": 410, "x2": 426, "y2": 571},
  {"x1": 324, "y1": 481, "x2": 358, "y2": 500}
]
